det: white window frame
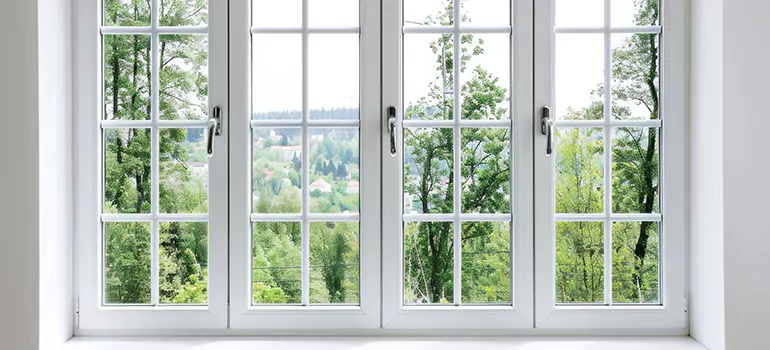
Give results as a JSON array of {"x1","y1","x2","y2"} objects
[
  {"x1": 533, "y1": 0, "x2": 687, "y2": 331},
  {"x1": 227, "y1": 0, "x2": 381, "y2": 330},
  {"x1": 74, "y1": 0, "x2": 229, "y2": 332}
]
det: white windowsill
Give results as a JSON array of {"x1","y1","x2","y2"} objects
[{"x1": 61, "y1": 337, "x2": 707, "y2": 350}]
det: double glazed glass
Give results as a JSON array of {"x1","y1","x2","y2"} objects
[
  {"x1": 250, "y1": 0, "x2": 361, "y2": 306},
  {"x1": 553, "y1": 0, "x2": 661, "y2": 305},
  {"x1": 401, "y1": 0, "x2": 513, "y2": 306},
  {"x1": 101, "y1": 0, "x2": 211, "y2": 305}
]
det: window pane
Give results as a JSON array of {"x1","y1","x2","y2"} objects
[
  {"x1": 404, "y1": 0, "x2": 448, "y2": 27},
  {"x1": 104, "y1": 35, "x2": 151, "y2": 121},
  {"x1": 309, "y1": 128, "x2": 359, "y2": 213},
  {"x1": 308, "y1": 34, "x2": 359, "y2": 120},
  {"x1": 159, "y1": 128, "x2": 208, "y2": 213},
  {"x1": 252, "y1": 35, "x2": 302, "y2": 120},
  {"x1": 461, "y1": 221, "x2": 510, "y2": 304},
  {"x1": 104, "y1": 128, "x2": 152, "y2": 214},
  {"x1": 612, "y1": 221, "x2": 659, "y2": 303},
  {"x1": 460, "y1": 34, "x2": 510, "y2": 120},
  {"x1": 253, "y1": 128, "x2": 302, "y2": 214},
  {"x1": 612, "y1": 0, "x2": 659, "y2": 27},
  {"x1": 104, "y1": 222, "x2": 152, "y2": 304},
  {"x1": 555, "y1": 128, "x2": 604, "y2": 214},
  {"x1": 555, "y1": 0, "x2": 604, "y2": 27},
  {"x1": 308, "y1": 0, "x2": 359, "y2": 27},
  {"x1": 404, "y1": 128, "x2": 454, "y2": 214},
  {"x1": 612, "y1": 127, "x2": 659, "y2": 214},
  {"x1": 404, "y1": 34, "x2": 454, "y2": 121},
  {"x1": 460, "y1": 0, "x2": 510, "y2": 27},
  {"x1": 404, "y1": 221, "x2": 454, "y2": 304},
  {"x1": 159, "y1": 35, "x2": 209, "y2": 120},
  {"x1": 252, "y1": 222, "x2": 302, "y2": 304},
  {"x1": 309, "y1": 222, "x2": 360, "y2": 304},
  {"x1": 461, "y1": 128, "x2": 510, "y2": 213},
  {"x1": 160, "y1": 0, "x2": 208, "y2": 26},
  {"x1": 159, "y1": 222, "x2": 208, "y2": 304},
  {"x1": 103, "y1": 0, "x2": 151, "y2": 26},
  {"x1": 611, "y1": 34, "x2": 659, "y2": 121},
  {"x1": 556, "y1": 221, "x2": 604, "y2": 304},
  {"x1": 252, "y1": 0, "x2": 301, "y2": 28},
  {"x1": 555, "y1": 34, "x2": 604, "y2": 121}
]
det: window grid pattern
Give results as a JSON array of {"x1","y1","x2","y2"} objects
[
  {"x1": 401, "y1": 0, "x2": 513, "y2": 307},
  {"x1": 249, "y1": 0, "x2": 361, "y2": 307},
  {"x1": 553, "y1": 0, "x2": 662, "y2": 306},
  {"x1": 100, "y1": 0, "x2": 209, "y2": 306}
]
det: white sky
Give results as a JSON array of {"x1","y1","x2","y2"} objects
[{"x1": 249, "y1": 0, "x2": 645, "y2": 119}]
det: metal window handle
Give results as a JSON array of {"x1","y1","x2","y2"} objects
[
  {"x1": 207, "y1": 106, "x2": 223, "y2": 157},
  {"x1": 541, "y1": 106, "x2": 554, "y2": 157},
  {"x1": 387, "y1": 106, "x2": 397, "y2": 157}
]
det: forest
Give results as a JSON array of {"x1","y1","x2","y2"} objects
[{"x1": 102, "y1": 0, "x2": 660, "y2": 306}]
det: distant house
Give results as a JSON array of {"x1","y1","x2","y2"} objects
[
  {"x1": 263, "y1": 168, "x2": 274, "y2": 180},
  {"x1": 269, "y1": 145, "x2": 301, "y2": 162},
  {"x1": 309, "y1": 179, "x2": 332, "y2": 193},
  {"x1": 346, "y1": 180, "x2": 359, "y2": 194}
]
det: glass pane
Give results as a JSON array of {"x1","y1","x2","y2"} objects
[
  {"x1": 103, "y1": 0, "x2": 151, "y2": 26},
  {"x1": 612, "y1": 0, "x2": 659, "y2": 27},
  {"x1": 460, "y1": 34, "x2": 510, "y2": 120},
  {"x1": 159, "y1": 222, "x2": 208, "y2": 304},
  {"x1": 612, "y1": 221, "x2": 659, "y2": 303},
  {"x1": 309, "y1": 222, "x2": 360, "y2": 304},
  {"x1": 253, "y1": 128, "x2": 302, "y2": 214},
  {"x1": 308, "y1": 34, "x2": 359, "y2": 120},
  {"x1": 252, "y1": 0, "x2": 301, "y2": 28},
  {"x1": 404, "y1": 0, "x2": 449, "y2": 27},
  {"x1": 461, "y1": 128, "x2": 510, "y2": 213},
  {"x1": 555, "y1": 34, "x2": 604, "y2": 120},
  {"x1": 159, "y1": 35, "x2": 209, "y2": 120},
  {"x1": 556, "y1": 221, "x2": 604, "y2": 303},
  {"x1": 252, "y1": 222, "x2": 302, "y2": 304},
  {"x1": 461, "y1": 221, "x2": 510, "y2": 304},
  {"x1": 555, "y1": 128, "x2": 604, "y2": 214},
  {"x1": 404, "y1": 128, "x2": 453, "y2": 214},
  {"x1": 309, "y1": 128, "x2": 359, "y2": 213},
  {"x1": 611, "y1": 34, "x2": 659, "y2": 121},
  {"x1": 104, "y1": 128, "x2": 152, "y2": 214},
  {"x1": 159, "y1": 128, "x2": 208, "y2": 213},
  {"x1": 309, "y1": 0, "x2": 359, "y2": 27},
  {"x1": 252, "y1": 35, "x2": 302, "y2": 120},
  {"x1": 460, "y1": 0, "x2": 510, "y2": 27},
  {"x1": 555, "y1": 0, "x2": 604, "y2": 27},
  {"x1": 160, "y1": 0, "x2": 208, "y2": 26},
  {"x1": 612, "y1": 127, "x2": 659, "y2": 213},
  {"x1": 104, "y1": 222, "x2": 152, "y2": 304},
  {"x1": 104, "y1": 35, "x2": 151, "y2": 121},
  {"x1": 404, "y1": 221, "x2": 454, "y2": 304},
  {"x1": 404, "y1": 34, "x2": 454, "y2": 121}
]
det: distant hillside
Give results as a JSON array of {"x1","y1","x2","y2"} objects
[{"x1": 253, "y1": 107, "x2": 359, "y2": 120}]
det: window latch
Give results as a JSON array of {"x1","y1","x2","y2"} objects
[
  {"x1": 387, "y1": 106, "x2": 397, "y2": 157},
  {"x1": 207, "y1": 106, "x2": 223, "y2": 157},
  {"x1": 541, "y1": 106, "x2": 554, "y2": 157}
]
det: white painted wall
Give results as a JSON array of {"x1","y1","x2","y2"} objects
[
  {"x1": 722, "y1": 1, "x2": 770, "y2": 349},
  {"x1": 0, "y1": 1, "x2": 42, "y2": 349},
  {"x1": 689, "y1": 0, "x2": 725, "y2": 349},
  {"x1": 38, "y1": 0, "x2": 75, "y2": 348}
]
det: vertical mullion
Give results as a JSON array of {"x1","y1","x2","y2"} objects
[
  {"x1": 301, "y1": 0, "x2": 310, "y2": 306},
  {"x1": 602, "y1": 0, "x2": 613, "y2": 306},
  {"x1": 452, "y1": 0, "x2": 462, "y2": 306},
  {"x1": 150, "y1": 0, "x2": 160, "y2": 306}
]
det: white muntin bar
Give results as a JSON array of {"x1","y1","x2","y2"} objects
[
  {"x1": 402, "y1": 119, "x2": 511, "y2": 128},
  {"x1": 403, "y1": 25, "x2": 511, "y2": 34},
  {"x1": 553, "y1": 119, "x2": 662, "y2": 128},
  {"x1": 554, "y1": 213, "x2": 662, "y2": 222},
  {"x1": 403, "y1": 213, "x2": 512, "y2": 222},
  {"x1": 150, "y1": 0, "x2": 160, "y2": 307},
  {"x1": 603, "y1": 0, "x2": 613, "y2": 306},
  {"x1": 554, "y1": 25, "x2": 661, "y2": 34},
  {"x1": 251, "y1": 27, "x2": 359, "y2": 34},
  {"x1": 300, "y1": 0, "x2": 310, "y2": 307},
  {"x1": 452, "y1": 0, "x2": 462, "y2": 306},
  {"x1": 101, "y1": 26, "x2": 209, "y2": 35},
  {"x1": 250, "y1": 119, "x2": 360, "y2": 128},
  {"x1": 101, "y1": 119, "x2": 210, "y2": 128},
  {"x1": 250, "y1": 213, "x2": 360, "y2": 222},
  {"x1": 102, "y1": 213, "x2": 209, "y2": 222}
]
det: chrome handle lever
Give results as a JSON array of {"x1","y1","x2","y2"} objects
[
  {"x1": 542, "y1": 106, "x2": 554, "y2": 157},
  {"x1": 207, "y1": 106, "x2": 222, "y2": 158},
  {"x1": 387, "y1": 106, "x2": 397, "y2": 157}
]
